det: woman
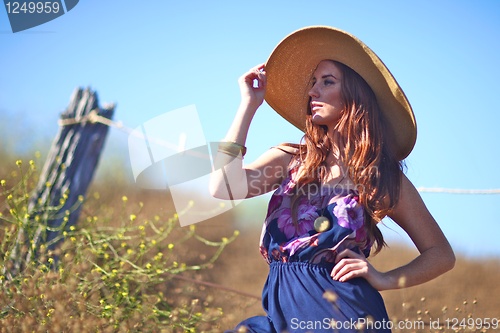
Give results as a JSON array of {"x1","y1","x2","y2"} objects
[{"x1": 211, "y1": 26, "x2": 455, "y2": 333}]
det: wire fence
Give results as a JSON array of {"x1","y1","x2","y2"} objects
[
  {"x1": 63, "y1": 109, "x2": 500, "y2": 196},
  {"x1": 416, "y1": 187, "x2": 500, "y2": 194}
]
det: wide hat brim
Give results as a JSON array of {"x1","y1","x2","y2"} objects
[{"x1": 264, "y1": 26, "x2": 417, "y2": 161}]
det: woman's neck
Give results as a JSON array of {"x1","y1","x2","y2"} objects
[{"x1": 325, "y1": 128, "x2": 343, "y2": 162}]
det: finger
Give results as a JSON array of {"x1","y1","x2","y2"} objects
[
  {"x1": 334, "y1": 248, "x2": 361, "y2": 264},
  {"x1": 247, "y1": 70, "x2": 266, "y2": 90},
  {"x1": 244, "y1": 66, "x2": 266, "y2": 80},
  {"x1": 240, "y1": 71, "x2": 262, "y2": 88},
  {"x1": 336, "y1": 267, "x2": 366, "y2": 282},
  {"x1": 255, "y1": 73, "x2": 267, "y2": 89},
  {"x1": 252, "y1": 63, "x2": 265, "y2": 72},
  {"x1": 331, "y1": 259, "x2": 366, "y2": 281},
  {"x1": 244, "y1": 64, "x2": 265, "y2": 78},
  {"x1": 332, "y1": 252, "x2": 368, "y2": 273},
  {"x1": 253, "y1": 64, "x2": 266, "y2": 79},
  {"x1": 331, "y1": 258, "x2": 356, "y2": 279}
]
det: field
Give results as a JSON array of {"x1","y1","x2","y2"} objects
[
  {"x1": 1, "y1": 152, "x2": 499, "y2": 332},
  {"x1": 208, "y1": 212, "x2": 500, "y2": 332}
]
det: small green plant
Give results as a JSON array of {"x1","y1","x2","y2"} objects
[{"x1": 0, "y1": 157, "x2": 238, "y2": 332}]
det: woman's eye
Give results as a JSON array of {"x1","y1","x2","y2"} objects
[{"x1": 324, "y1": 80, "x2": 334, "y2": 86}]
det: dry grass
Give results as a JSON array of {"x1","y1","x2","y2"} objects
[
  {"x1": 1, "y1": 153, "x2": 499, "y2": 332},
  {"x1": 204, "y1": 222, "x2": 500, "y2": 332}
]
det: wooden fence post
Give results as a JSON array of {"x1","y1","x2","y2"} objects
[{"x1": 9, "y1": 87, "x2": 114, "y2": 276}]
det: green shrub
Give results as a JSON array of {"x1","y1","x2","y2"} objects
[{"x1": 0, "y1": 157, "x2": 237, "y2": 332}]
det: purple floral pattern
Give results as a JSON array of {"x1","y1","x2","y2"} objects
[
  {"x1": 277, "y1": 196, "x2": 319, "y2": 239},
  {"x1": 278, "y1": 197, "x2": 319, "y2": 239},
  {"x1": 266, "y1": 194, "x2": 283, "y2": 219},
  {"x1": 259, "y1": 162, "x2": 371, "y2": 264},
  {"x1": 333, "y1": 195, "x2": 364, "y2": 231},
  {"x1": 282, "y1": 234, "x2": 319, "y2": 257}
]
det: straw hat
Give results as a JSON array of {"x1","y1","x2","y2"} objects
[{"x1": 264, "y1": 26, "x2": 417, "y2": 160}]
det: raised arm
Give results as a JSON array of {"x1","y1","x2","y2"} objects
[{"x1": 210, "y1": 64, "x2": 296, "y2": 200}]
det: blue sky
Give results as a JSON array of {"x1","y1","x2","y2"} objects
[{"x1": 1, "y1": 1, "x2": 499, "y2": 257}]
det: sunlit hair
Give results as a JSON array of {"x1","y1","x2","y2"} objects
[{"x1": 285, "y1": 60, "x2": 404, "y2": 254}]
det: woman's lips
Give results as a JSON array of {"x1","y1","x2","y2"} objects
[{"x1": 311, "y1": 102, "x2": 322, "y2": 112}]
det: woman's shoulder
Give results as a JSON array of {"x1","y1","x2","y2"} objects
[
  {"x1": 245, "y1": 143, "x2": 300, "y2": 177},
  {"x1": 271, "y1": 142, "x2": 302, "y2": 156}
]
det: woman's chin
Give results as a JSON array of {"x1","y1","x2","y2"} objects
[
  {"x1": 311, "y1": 116, "x2": 330, "y2": 127},
  {"x1": 311, "y1": 114, "x2": 324, "y2": 124},
  {"x1": 311, "y1": 114, "x2": 339, "y2": 128}
]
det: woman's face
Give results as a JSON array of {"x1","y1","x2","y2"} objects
[{"x1": 308, "y1": 60, "x2": 344, "y2": 128}]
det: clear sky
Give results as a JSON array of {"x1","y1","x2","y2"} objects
[{"x1": 1, "y1": 1, "x2": 499, "y2": 257}]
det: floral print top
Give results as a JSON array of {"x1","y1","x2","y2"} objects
[{"x1": 259, "y1": 160, "x2": 372, "y2": 266}]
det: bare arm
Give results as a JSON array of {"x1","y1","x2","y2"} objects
[
  {"x1": 210, "y1": 64, "x2": 296, "y2": 199},
  {"x1": 331, "y1": 173, "x2": 455, "y2": 291},
  {"x1": 379, "y1": 174, "x2": 456, "y2": 289}
]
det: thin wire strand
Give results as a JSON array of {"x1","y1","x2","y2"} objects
[
  {"x1": 60, "y1": 110, "x2": 500, "y2": 195},
  {"x1": 416, "y1": 187, "x2": 500, "y2": 194}
]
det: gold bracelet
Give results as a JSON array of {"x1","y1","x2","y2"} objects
[{"x1": 217, "y1": 141, "x2": 247, "y2": 158}]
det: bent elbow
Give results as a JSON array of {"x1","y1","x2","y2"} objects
[
  {"x1": 209, "y1": 184, "x2": 228, "y2": 200},
  {"x1": 209, "y1": 168, "x2": 249, "y2": 200},
  {"x1": 208, "y1": 171, "x2": 238, "y2": 200},
  {"x1": 208, "y1": 184, "x2": 219, "y2": 199},
  {"x1": 442, "y1": 245, "x2": 456, "y2": 273},
  {"x1": 447, "y1": 250, "x2": 456, "y2": 272},
  {"x1": 209, "y1": 175, "x2": 227, "y2": 199}
]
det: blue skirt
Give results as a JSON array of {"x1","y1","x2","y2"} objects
[{"x1": 226, "y1": 261, "x2": 391, "y2": 333}]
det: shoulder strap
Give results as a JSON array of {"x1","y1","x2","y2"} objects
[{"x1": 271, "y1": 144, "x2": 300, "y2": 155}]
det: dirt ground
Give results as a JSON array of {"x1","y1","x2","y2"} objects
[{"x1": 187, "y1": 206, "x2": 500, "y2": 331}]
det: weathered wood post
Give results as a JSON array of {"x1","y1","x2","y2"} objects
[{"x1": 9, "y1": 87, "x2": 114, "y2": 276}]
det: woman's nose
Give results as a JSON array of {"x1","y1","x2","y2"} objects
[{"x1": 308, "y1": 85, "x2": 319, "y2": 98}]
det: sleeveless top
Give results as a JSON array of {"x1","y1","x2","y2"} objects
[
  {"x1": 227, "y1": 153, "x2": 391, "y2": 333},
  {"x1": 258, "y1": 157, "x2": 373, "y2": 266}
]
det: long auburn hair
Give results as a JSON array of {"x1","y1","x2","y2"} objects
[{"x1": 288, "y1": 60, "x2": 404, "y2": 254}]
